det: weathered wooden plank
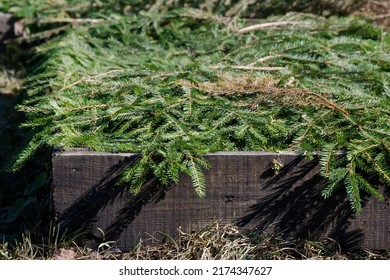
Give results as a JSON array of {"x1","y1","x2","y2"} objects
[{"x1": 52, "y1": 151, "x2": 390, "y2": 251}]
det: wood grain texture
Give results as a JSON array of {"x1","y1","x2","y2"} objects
[{"x1": 52, "y1": 151, "x2": 390, "y2": 250}]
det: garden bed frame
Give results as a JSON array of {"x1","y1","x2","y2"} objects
[{"x1": 52, "y1": 151, "x2": 389, "y2": 251}]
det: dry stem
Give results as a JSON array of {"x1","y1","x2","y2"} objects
[
  {"x1": 238, "y1": 21, "x2": 307, "y2": 33},
  {"x1": 179, "y1": 76, "x2": 348, "y2": 116}
]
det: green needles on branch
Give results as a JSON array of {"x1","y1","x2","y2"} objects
[{"x1": 10, "y1": 9, "x2": 390, "y2": 212}]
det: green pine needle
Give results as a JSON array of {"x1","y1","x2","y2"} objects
[{"x1": 9, "y1": 9, "x2": 390, "y2": 212}]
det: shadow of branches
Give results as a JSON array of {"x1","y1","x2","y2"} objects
[{"x1": 237, "y1": 156, "x2": 365, "y2": 250}]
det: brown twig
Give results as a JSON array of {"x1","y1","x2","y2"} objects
[
  {"x1": 231, "y1": 65, "x2": 285, "y2": 71},
  {"x1": 39, "y1": 18, "x2": 107, "y2": 24},
  {"x1": 373, "y1": 14, "x2": 390, "y2": 19},
  {"x1": 60, "y1": 69, "x2": 124, "y2": 91},
  {"x1": 238, "y1": 21, "x2": 307, "y2": 33},
  {"x1": 179, "y1": 77, "x2": 349, "y2": 116},
  {"x1": 247, "y1": 54, "x2": 285, "y2": 66},
  {"x1": 211, "y1": 65, "x2": 284, "y2": 71}
]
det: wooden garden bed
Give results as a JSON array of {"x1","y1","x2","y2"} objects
[{"x1": 52, "y1": 151, "x2": 389, "y2": 251}]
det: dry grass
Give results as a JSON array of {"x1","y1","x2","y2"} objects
[
  {"x1": 124, "y1": 223, "x2": 389, "y2": 260},
  {"x1": 0, "y1": 66, "x2": 21, "y2": 94},
  {"x1": 3, "y1": 222, "x2": 388, "y2": 260},
  {"x1": 354, "y1": 0, "x2": 390, "y2": 30}
]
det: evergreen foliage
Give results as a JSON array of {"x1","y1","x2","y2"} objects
[
  {"x1": 9, "y1": 9, "x2": 390, "y2": 212},
  {"x1": 0, "y1": 0, "x2": 366, "y2": 18}
]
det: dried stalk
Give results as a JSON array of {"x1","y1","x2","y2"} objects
[
  {"x1": 238, "y1": 21, "x2": 307, "y2": 33},
  {"x1": 180, "y1": 77, "x2": 349, "y2": 116},
  {"x1": 39, "y1": 18, "x2": 107, "y2": 24}
]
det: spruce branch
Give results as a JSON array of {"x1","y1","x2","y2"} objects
[
  {"x1": 364, "y1": 151, "x2": 390, "y2": 184},
  {"x1": 320, "y1": 143, "x2": 336, "y2": 176},
  {"x1": 12, "y1": 9, "x2": 390, "y2": 212},
  {"x1": 184, "y1": 152, "x2": 207, "y2": 198}
]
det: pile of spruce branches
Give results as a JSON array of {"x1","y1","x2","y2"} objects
[{"x1": 8, "y1": 7, "x2": 390, "y2": 212}]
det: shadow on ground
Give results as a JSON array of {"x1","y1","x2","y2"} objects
[{"x1": 0, "y1": 80, "x2": 51, "y2": 243}]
